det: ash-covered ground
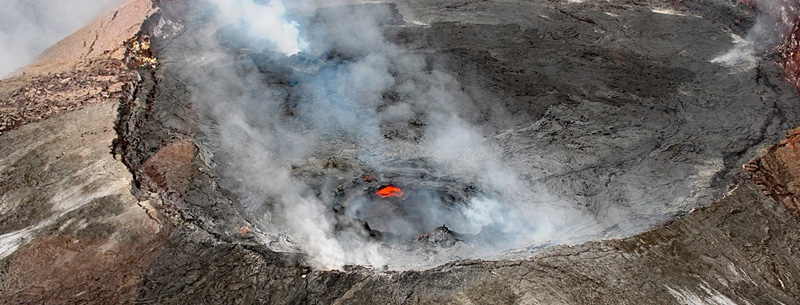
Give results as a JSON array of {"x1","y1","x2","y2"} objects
[{"x1": 112, "y1": 0, "x2": 800, "y2": 271}]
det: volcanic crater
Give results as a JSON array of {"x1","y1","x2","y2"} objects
[
  {"x1": 112, "y1": 0, "x2": 800, "y2": 272},
  {"x1": 4, "y1": 0, "x2": 800, "y2": 303}
]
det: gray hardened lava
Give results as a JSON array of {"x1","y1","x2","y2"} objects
[
  {"x1": 330, "y1": 161, "x2": 481, "y2": 246},
  {"x1": 112, "y1": 1, "x2": 800, "y2": 282}
]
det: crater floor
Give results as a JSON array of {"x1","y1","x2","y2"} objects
[{"x1": 117, "y1": 0, "x2": 800, "y2": 269}]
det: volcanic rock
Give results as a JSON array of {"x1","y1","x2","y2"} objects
[
  {"x1": 414, "y1": 225, "x2": 461, "y2": 248},
  {"x1": 2, "y1": 0, "x2": 800, "y2": 304}
]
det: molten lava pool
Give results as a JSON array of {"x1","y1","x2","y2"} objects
[{"x1": 376, "y1": 185, "x2": 404, "y2": 198}]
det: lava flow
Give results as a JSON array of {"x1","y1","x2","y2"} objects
[{"x1": 376, "y1": 185, "x2": 404, "y2": 198}]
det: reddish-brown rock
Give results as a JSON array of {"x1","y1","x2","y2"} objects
[{"x1": 747, "y1": 127, "x2": 800, "y2": 218}]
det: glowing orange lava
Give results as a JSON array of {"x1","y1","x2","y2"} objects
[{"x1": 376, "y1": 185, "x2": 404, "y2": 198}]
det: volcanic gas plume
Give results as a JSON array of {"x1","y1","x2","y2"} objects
[
  {"x1": 157, "y1": 0, "x2": 800, "y2": 270},
  {"x1": 177, "y1": 0, "x2": 592, "y2": 270}
]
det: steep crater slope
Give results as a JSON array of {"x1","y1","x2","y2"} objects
[{"x1": 115, "y1": 0, "x2": 800, "y2": 272}]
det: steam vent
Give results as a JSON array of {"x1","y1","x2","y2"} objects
[{"x1": 4, "y1": 0, "x2": 800, "y2": 303}]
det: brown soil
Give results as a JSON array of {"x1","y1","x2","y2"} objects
[{"x1": 142, "y1": 140, "x2": 197, "y2": 196}]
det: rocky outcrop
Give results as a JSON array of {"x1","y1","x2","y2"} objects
[
  {"x1": 748, "y1": 127, "x2": 800, "y2": 218},
  {"x1": 0, "y1": 60, "x2": 135, "y2": 134}
]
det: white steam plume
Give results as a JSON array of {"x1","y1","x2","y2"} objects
[
  {"x1": 207, "y1": 0, "x2": 307, "y2": 55},
  {"x1": 186, "y1": 0, "x2": 596, "y2": 270},
  {"x1": 712, "y1": 0, "x2": 798, "y2": 70}
]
